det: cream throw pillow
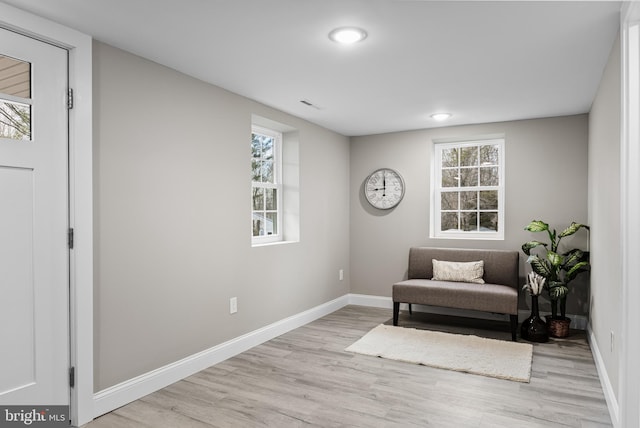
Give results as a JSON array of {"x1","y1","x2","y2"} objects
[{"x1": 432, "y1": 259, "x2": 485, "y2": 284}]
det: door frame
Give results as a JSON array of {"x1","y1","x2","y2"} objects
[
  {"x1": 0, "y1": 3, "x2": 93, "y2": 426},
  {"x1": 620, "y1": 3, "x2": 640, "y2": 428}
]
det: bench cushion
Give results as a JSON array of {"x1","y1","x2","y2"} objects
[{"x1": 393, "y1": 279, "x2": 518, "y2": 315}]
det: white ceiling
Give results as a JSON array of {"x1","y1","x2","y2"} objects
[{"x1": 1, "y1": 0, "x2": 621, "y2": 136}]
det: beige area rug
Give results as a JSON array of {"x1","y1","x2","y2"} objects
[{"x1": 346, "y1": 324, "x2": 533, "y2": 383}]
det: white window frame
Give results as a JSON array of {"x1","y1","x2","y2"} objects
[
  {"x1": 430, "y1": 138, "x2": 505, "y2": 240},
  {"x1": 251, "y1": 125, "x2": 283, "y2": 245}
]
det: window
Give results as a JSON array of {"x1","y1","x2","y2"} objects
[
  {"x1": 251, "y1": 125, "x2": 282, "y2": 244},
  {"x1": 431, "y1": 138, "x2": 505, "y2": 240},
  {"x1": 0, "y1": 55, "x2": 31, "y2": 141}
]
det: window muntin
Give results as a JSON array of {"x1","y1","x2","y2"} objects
[
  {"x1": 432, "y1": 139, "x2": 504, "y2": 239},
  {"x1": 0, "y1": 55, "x2": 31, "y2": 141},
  {"x1": 251, "y1": 125, "x2": 282, "y2": 244}
]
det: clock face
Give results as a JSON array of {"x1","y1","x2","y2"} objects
[{"x1": 364, "y1": 168, "x2": 405, "y2": 210}]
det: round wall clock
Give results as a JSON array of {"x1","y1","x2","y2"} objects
[{"x1": 364, "y1": 168, "x2": 405, "y2": 210}]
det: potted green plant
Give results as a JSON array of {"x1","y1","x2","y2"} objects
[{"x1": 521, "y1": 220, "x2": 590, "y2": 337}]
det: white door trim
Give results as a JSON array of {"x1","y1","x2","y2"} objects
[
  {"x1": 620, "y1": 2, "x2": 640, "y2": 428},
  {"x1": 0, "y1": 3, "x2": 93, "y2": 426}
]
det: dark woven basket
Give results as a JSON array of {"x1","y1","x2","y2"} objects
[{"x1": 545, "y1": 316, "x2": 571, "y2": 338}]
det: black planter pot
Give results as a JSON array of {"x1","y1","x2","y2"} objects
[{"x1": 521, "y1": 295, "x2": 549, "y2": 343}]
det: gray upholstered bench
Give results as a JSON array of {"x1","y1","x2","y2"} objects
[{"x1": 392, "y1": 247, "x2": 520, "y2": 341}]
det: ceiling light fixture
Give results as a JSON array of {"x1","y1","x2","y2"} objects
[
  {"x1": 431, "y1": 113, "x2": 452, "y2": 121},
  {"x1": 328, "y1": 27, "x2": 367, "y2": 44}
]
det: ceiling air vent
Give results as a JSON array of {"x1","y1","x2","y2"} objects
[{"x1": 300, "y1": 99, "x2": 321, "y2": 110}]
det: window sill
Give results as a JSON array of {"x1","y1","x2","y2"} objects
[
  {"x1": 252, "y1": 240, "x2": 299, "y2": 248},
  {"x1": 430, "y1": 233, "x2": 505, "y2": 241}
]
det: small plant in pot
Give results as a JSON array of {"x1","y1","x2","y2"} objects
[{"x1": 521, "y1": 220, "x2": 590, "y2": 337}]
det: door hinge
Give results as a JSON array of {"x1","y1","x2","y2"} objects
[
  {"x1": 69, "y1": 367, "x2": 75, "y2": 388},
  {"x1": 67, "y1": 88, "x2": 74, "y2": 109},
  {"x1": 68, "y1": 228, "x2": 74, "y2": 249}
]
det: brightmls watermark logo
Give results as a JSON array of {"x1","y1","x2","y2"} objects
[{"x1": 1, "y1": 406, "x2": 68, "y2": 427}]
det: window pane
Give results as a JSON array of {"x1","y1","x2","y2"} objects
[
  {"x1": 442, "y1": 148, "x2": 458, "y2": 167},
  {"x1": 251, "y1": 159, "x2": 261, "y2": 181},
  {"x1": 261, "y1": 160, "x2": 274, "y2": 183},
  {"x1": 251, "y1": 134, "x2": 261, "y2": 158},
  {"x1": 265, "y1": 212, "x2": 277, "y2": 236},
  {"x1": 252, "y1": 188, "x2": 264, "y2": 210},
  {"x1": 252, "y1": 212, "x2": 266, "y2": 237},
  {"x1": 262, "y1": 137, "x2": 274, "y2": 161},
  {"x1": 460, "y1": 146, "x2": 478, "y2": 166},
  {"x1": 0, "y1": 55, "x2": 31, "y2": 98},
  {"x1": 480, "y1": 212, "x2": 498, "y2": 232},
  {"x1": 480, "y1": 144, "x2": 499, "y2": 166},
  {"x1": 461, "y1": 212, "x2": 478, "y2": 231},
  {"x1": 460, "y1": 168, "x2": 478, "y2": 187},
  {"x1": 480, "y1": 167, "x2": 499, "y2": 186},
  {"x1": 0, "y1": 100, "x2": 30, "y2": 140},
  {"x1": 441, "y1": 212, "x2": 458, "y2": 231},
  {"x1": 479, "y1": 190, "x2": 498, "y2": 210},
  {"x1": 441, "y1": 169, "x2": 459, "y2": 187},
  {"x1": 460, "y1": 191, "x2": 477, "y2": 210},
  {"x1": 252, "y1": 133, "x2": 275, "y2": 161},
  {"x1": 265, "y1": 188, "x2": 277, "y2": 210},
  {"x1": 441, "y1": 192, "x2": 458, "y2": 210}
]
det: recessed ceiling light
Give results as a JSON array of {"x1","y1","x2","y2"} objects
[
  {"x1": 431, "y1": 113, "x2": 452, "y2": 121},
  {"x1": 328, "y1": 27, "x2": 367, "y2": 44}
]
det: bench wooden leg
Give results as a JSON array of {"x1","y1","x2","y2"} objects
[
  {"x1": 393, "y1": 302, "x2": 400, "y2": 326},
  {"x1": 510, "y1": 314, "x2": 518, "y2": 341}
]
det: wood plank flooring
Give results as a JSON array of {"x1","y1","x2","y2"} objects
[{"x1": 84, "y1": 306, "x2": 612, "y2": 427}]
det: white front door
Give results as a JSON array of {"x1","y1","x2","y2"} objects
[{"x1": 0, "y1": 27, "x2": 69, "y2": 406}]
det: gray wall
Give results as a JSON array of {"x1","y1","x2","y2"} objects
[
  {"x1": 588, "y1": 34, "x2": 621, "y2": 399},
  {"x1": 93, "y1": 42, "x2": 350, "y2": 391},
  {"x1": 350, "y1": 115, "x2": 590, "y2": 314}
]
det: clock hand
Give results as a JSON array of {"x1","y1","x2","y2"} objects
[{"x1": 382, "y1": 173, "x2": 386, "y2": 197}]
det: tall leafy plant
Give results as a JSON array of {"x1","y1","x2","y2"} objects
[{"x1": 521, "y1": 220, "x2": 590, "y2": 319}]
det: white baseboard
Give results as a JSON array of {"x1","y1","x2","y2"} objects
[
  {"x1": 93, "y1": 295, "x2": 349, "y2": 418},
  {"x1": 349, "y1": 293, "x2": 507, "y2": 321},
  {"x1": 348, "y1": 293, "x2": 396, "y2": 309},
  {"x1": 587, "y1": 323, "x2": 620, "y2": 427},
  {"x1": 348, "y1": 293, "x2": 588, "y2": 329},
  {"x1": 539, "y1": 311, "x2": 588, "y2": 331}
]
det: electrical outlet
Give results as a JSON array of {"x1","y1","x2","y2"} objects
[
  {"x1": 611, "y1": 331, "x2": 615, "y2": 352},
  {"x1": 339, "y1": 269, "x2": 344, "y2": 281},
  {"x1": 230, "y1": 297, "x2": 238, "y2": 314}
]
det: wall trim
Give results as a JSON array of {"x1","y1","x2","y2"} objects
[
  {"x1": 93, "y1": 295, "x2": 349, "y2": 418},
  {"x1": 588, "y1": 323, "x2": 620, "y2": 427},
  {"x1": 348, "y1": 293, "x2": 588, "y2": 330},
  {"x1": 619, "y1": 3, "x2": 640, "y2": 426}
]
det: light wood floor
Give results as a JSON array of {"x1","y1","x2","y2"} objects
[{"x1": 84, "y1": 306, "x2": 612, "y2": 427}]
